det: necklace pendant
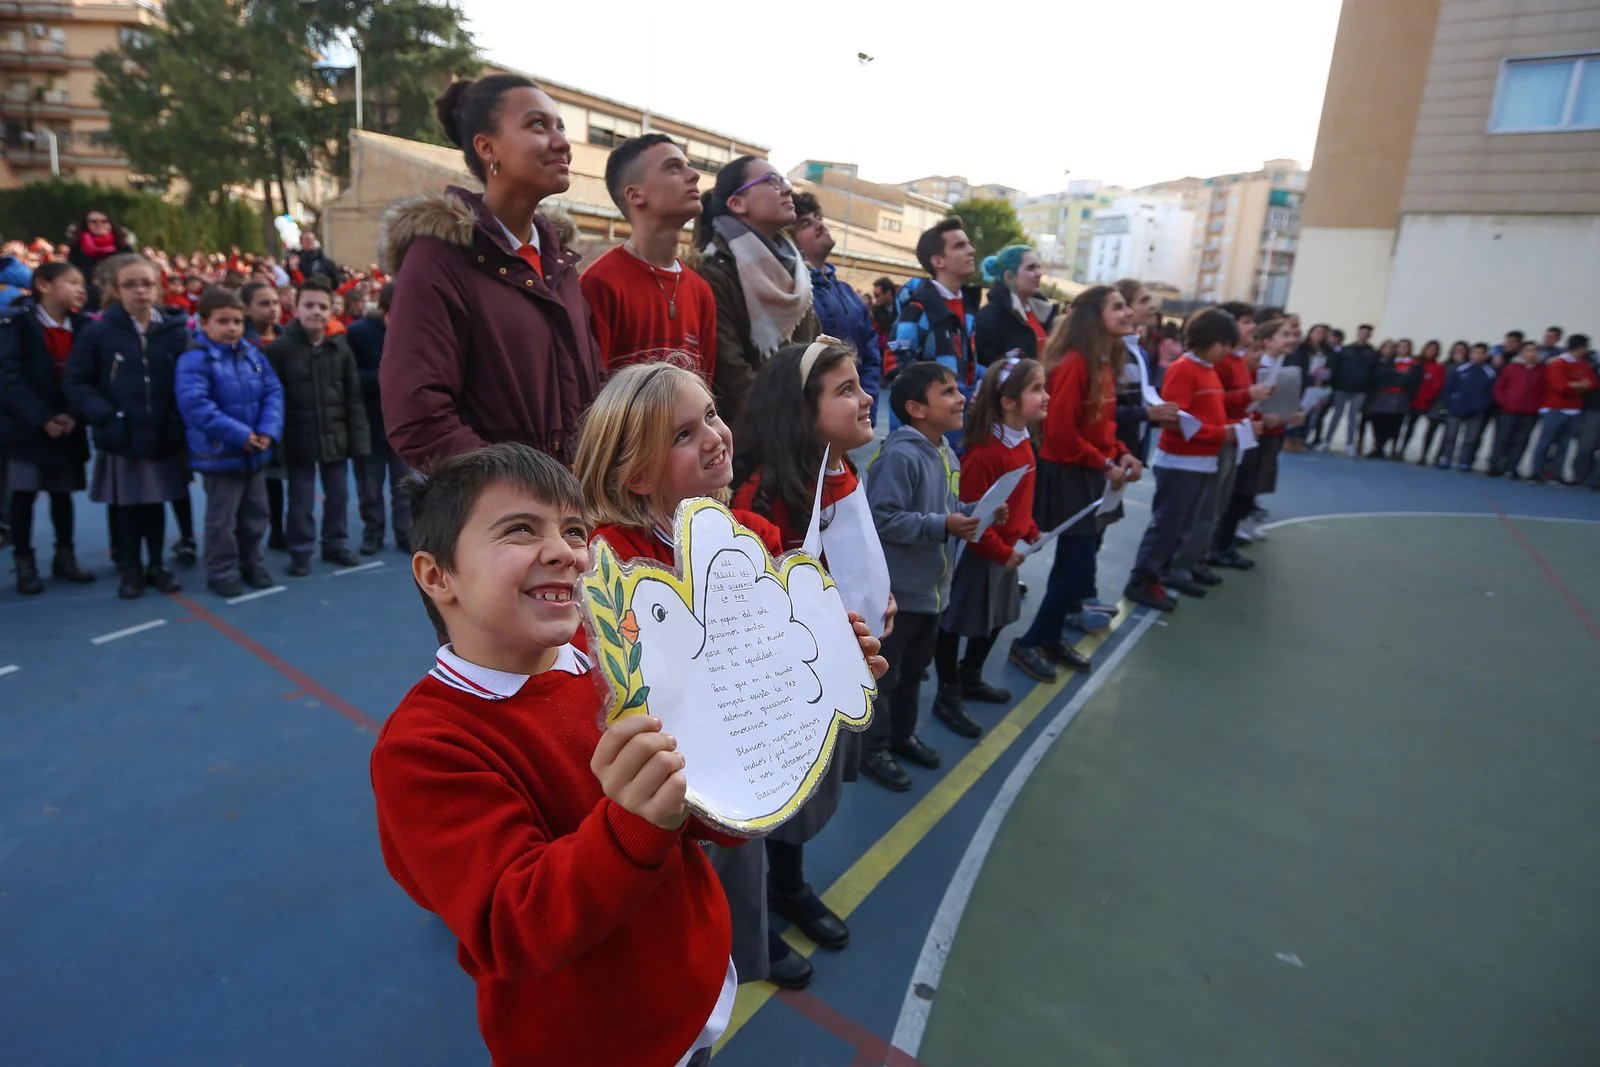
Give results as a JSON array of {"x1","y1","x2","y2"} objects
[{"x1": 668, "y1": 299, "x2": 676, "y2": 320}]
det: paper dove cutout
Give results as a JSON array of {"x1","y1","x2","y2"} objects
[{"x1": 582, "y1": 499, "x2": 877, "y2": 836}]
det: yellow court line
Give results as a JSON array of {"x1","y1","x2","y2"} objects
[{"x1": 716, "y1": 601, "x2": 1135, "y2": 1051}]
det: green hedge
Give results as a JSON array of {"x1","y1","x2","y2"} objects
[{"x1": 0, "y1": 181, "x2": 265, "y2": 254}]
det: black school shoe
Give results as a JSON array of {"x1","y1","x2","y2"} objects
[
  {"x1": 1210, "y1": 548, "x2": 1256, "y2": 571},
  {"x1": 1039, "y1": 641, "x2": 1092, "y2": 674},
  {"x1": 766, "y1": 931, "x2": 813, "y2": 989},
  {"x1": 287, "y1": 553, "x2": 312, "y2": 577},
  {"x1": 145, "y1": 566, "x2": 182, "y2": 594},
  {"x1": 932, "y1": 686, "x2": 983, "y2": 739},
  {"x1": 1164, "y1": 575, "x2": 1209, "y2": 598},
  {"x1": 322, "y1": 546, "x2": 361, "y2": 567},
  {"x1": 1008, "y1": 641, "x2": 1059, "y2": 683},
  {"x1": 172, "y1": 537, "x2": 197, "y2": 567},
  {"x1": 860, "y1": 749, "x2": 912, "y2": 792},
  {"x1": 959, "y1": 668, "x2": 1012, "y2": 704},
  {"x1": 1124, "y1": 581, "x2": 1178, "y2": 612},
  {"x1": 241, "y1": 566, "x2": 275, "y2": 590},
  {"x1": 359, "y1": 534, "x2": 384, "y2": 556},
  {"x1": 52, "y1": 547, "x2": 95, "y2": 583},
  {"x1": 208, "y1": 576, "x2": 245, "y2": 598},
  {"x1": 1191, "y1": 564, "x2": 1224, "y2": 587},
  {"x1": 769, "y1": 884, "x2": 849, "y2": 950},
  {"x1": 891, "y1": 734, "x2": 941, "y2": 769},
  {"x1": 118, "y1": 567, "x2": 145, "y2": 599}
]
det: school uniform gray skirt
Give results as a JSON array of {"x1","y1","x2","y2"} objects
[
  {"x1": 1033, "y1": 458, "x2": 1117, "y2": 535},
  {"x1": 940, "y1": 548, "x2": 1021, "y2": 638},
  {"x1": 6, "y1": 457, "x2": 86, "y2": 494},
  {"x1": 89, "y1": 453, "x2": 189, "y2": 506}
]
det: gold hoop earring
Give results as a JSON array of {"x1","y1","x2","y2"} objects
[{"x1": 489, "y1": 160, "x2": 500, "y2": 178}]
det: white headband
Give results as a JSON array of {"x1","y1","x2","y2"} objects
[{"x1": 799, "y1": 335, "x2": 847, "y2": 386}]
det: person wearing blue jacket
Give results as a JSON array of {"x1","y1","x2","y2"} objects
[
  {"x1": 1437, "y1": 343, "x2": 1496, "y2": 471},
  {"x1": 175, "y1": 288, "x2": 285, "y2": 597},
  {"x1": 0, "y1": 244, "x2": 33, "y2": 310},
  {"x1": 888, "y1": 217, "x2": 982, "y2": 442},
  {"x1": 346, "y1": 282, "x2": 410, "y2": 555},
  {"x1": 790, "y1": 193, "x2": 883, "y2": 418},
  {"x1": 62, "y1": 254, "x2": 191, "y2": 599}
]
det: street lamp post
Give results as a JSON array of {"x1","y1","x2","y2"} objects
[{"x1": 354, "y1": 47, "x2": 363, "y2": 131}]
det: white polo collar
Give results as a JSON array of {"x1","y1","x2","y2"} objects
[
  {"x1": 429, "y1": 642, "x2": 591, "y2": 700},
  {"x1": 495, "y1": 216, "x2": 541, "y2": 255}
]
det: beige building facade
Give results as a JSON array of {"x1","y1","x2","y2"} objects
[
  {"x1": 1018, "y1": 183, "x2": 1125, "y2": 279},
  {"x1": 1154, "y1": 160, "x2": 1307, "y2": 305},
  {"x1": 1291, "y1": 0, "x2": 1600, "y2": 339},
  {"x1": 0, "y1": 0, "x2": 158, "y2": 188}
]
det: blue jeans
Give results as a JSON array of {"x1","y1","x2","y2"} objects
[
  {"x1": 1019, "y1": 534, "x2": 1098, "y2": 648},
  {"x1": 1531, "y1": 411, "x2": 1578, "y2": 479}
]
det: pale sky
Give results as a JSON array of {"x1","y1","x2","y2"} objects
[{"x1": 461, "y1": 0, "x2": 1344, "y2": 195}]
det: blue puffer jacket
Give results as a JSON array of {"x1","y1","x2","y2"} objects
[
  {"x1": 1444, "y1": 361, "x2": 1497, "y2": 417},
  {"x1": 807, "y1": 263, "x2": 882, "y2": 409},
  {"x1": 175, "y1": 336, "x2": 285, "y2": 474},
  {"x1": 62, "y1": 304, "x2": 190, "y2": 457},
  {"x1": 890, "y1": 276, "x2": 982, "y2": 392}
]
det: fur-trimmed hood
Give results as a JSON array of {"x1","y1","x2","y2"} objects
[{"x1": 377, "y1": 186, "x2": 580, "y2": 275}]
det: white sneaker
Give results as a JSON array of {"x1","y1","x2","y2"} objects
[
  {"x1": 1240, "y1": 517, "x2": 1267, "y2": 541},
  {"x1": 1344, "y1": 444, "x2": 1357, "y2": 456}
]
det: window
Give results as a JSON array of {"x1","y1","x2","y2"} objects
[
  {"x1": 1490, "y1": 53, "x2": 1600, "y2": 132},
  {"x1": 683, "y1": 137, "x2": 729, "y2": 175},
  {"x1": 587, "y1": 111, "x2": 641, "y2": 149},
  {"x1": 881, "y1": 217, "x2": 902, "y2": 232}
]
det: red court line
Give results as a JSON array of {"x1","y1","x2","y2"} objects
[
  {"x1": 1483, "y1": 495, "x2": 1600, "y2": 645},
  {"x1": 170, "y1": 592, "x2": 382, "y2": 734},
  {"x1": 776, "y1": 989, "x2": 927, "y2": 1067}
]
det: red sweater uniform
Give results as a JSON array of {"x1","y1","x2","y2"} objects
[
  {"x1": 732, "y1": 466, "x2": 858, "y2": 553},
  {"x1": 1041, "y1": 350, "x2": 1128, "y2": 471},
  {"x1": 1413, "y1": 360, "x2": 1447, "y2": 412},
  {"x1": 1540, "y1": 354, "x2": 1598, "y2": 413},
  {"x1": 370, "y1": 645, "x2": 735, "y2": 1066},
  {"x1": 1157, "y1": 354, "x2": 1229, "y2": 457},
  {"x1": 960, "y1": 431, "x2": 1040, "y2": 564},
  {"x1": 581, "y1": 247, "x2": 718, "y2": 377},
  {"x1": 1493, "y1": 361, "x2": 1545, "y2": 415},
  {"x1": 592, "y1": 511, "x2": 784, "y2": 567}
]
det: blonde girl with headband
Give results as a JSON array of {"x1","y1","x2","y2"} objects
[
  {"x1": 573, "y1": 359, "x2": 887, "y2": 994},
  {"x1": 731, "y1": 336, "x2": 892, "y2": 969},
  {"x1": 930, "y1": 356, "x2": 1048, "y2": 738}
]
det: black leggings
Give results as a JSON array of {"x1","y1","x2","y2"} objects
[
  {"x1": 1404, "y1": 414, "x2": 1444, "y2": 460},
  {"x1": 8, "y1": 490, "x2": 74, "y2": 553},
  {"x1": 111, "y1": 502, "x2": 166, "y2": 571},
  {"x1": 1370, "y1": 413, "x2": 1405, "y2": 455},
  {"x1": 933, "y1": 628, "x2": 1001, "y2": 688},
  {"x1": 767, "y1": 839, "x2": 805, "y2": 896},
  {"x1": 1216, "y1": 492, "x2": 1256, "y2": 554},
  {"x1": 170, "y1": 489, "x2": 194, "y2": 542},
  {"x1": 266, "y1": 478, "x2": 285, "y2": 542}
]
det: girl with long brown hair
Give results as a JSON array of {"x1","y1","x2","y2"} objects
[{"x1": 1007, "y1": 286, "x2": 1142, "y2": 681}]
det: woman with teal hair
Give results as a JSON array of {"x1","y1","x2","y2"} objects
[{"x1": 974, "y1": 243, "x2": 1059, "y2": 366}]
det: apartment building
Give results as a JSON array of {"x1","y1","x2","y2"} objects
[
  {"x1": 1173, "y1": 159, "x2": 1308, "y2": 306},
  {"x1": 1290, "y1": 0, "x2": 1600, "y2": 340},
  {"x1": 897, "y1": 173, "x2": 1025, "y2": 208},
  {"x1": 0, "y1": 0, "x2": 160, "y2": 188},
  {"x1": 1087, "y1": 196, "x2": 1197, "y2": 290},
  {"x1": 1017, "y1": 181, "x2": 1126, "y2": 280}
]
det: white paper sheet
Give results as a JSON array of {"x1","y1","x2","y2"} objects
[
  {"x1": 1097, "y1": 483, "x2": 1125, "y2": 515},
  {"x1": 1016, "y1": 493, "x2": 1106, "y2": 558},
  {"x1": 802, "y1": 450, "x2": 893, "y2": 637},
  {"x1": 1135, "y1": 347, "x2": 1165, "y2": 407},
  {"x1": 1234, "y1": 419, "x2": 1258, "y2": 452},
  {"x1": 1257, "y1": 367, "x2": 1302, "y2": 418},
  {"x1": 582, "y1": 500, "x2": 877, "y2": 836},
  {"x1": 1300, "y1": 385, "x2": 1332, "y2": 412},
  {"x1": 1178, "y1": 411, "x2": 1202, "y2": 440},
  {"x1": 968, "y1": 464, "x2": 1031, "y2": 542}
]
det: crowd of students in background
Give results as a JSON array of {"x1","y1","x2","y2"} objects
[{"x1": 4, "y1": 70, "x2": 1597, "y2": 1066}]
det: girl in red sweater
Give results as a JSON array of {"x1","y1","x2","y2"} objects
[
  {"x1": 573, "y1": 361, "x2": 886, "y2": 994},
  {"x1": 1404, "y1": 339, "x2": 1449, "y2": 464},
  {"x1": 1012, "y1": 286, "x2": 1142, "y2": 676},
  {"x1": 729, "y1": 339, "x2": 880, "y2": 971},
  {"x1": 935, "y1": 356, "x2": 1045, "y2": 716}
]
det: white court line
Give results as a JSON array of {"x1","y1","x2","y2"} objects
[
  {"x1": 333, "y1": 561, "x2": 386, "y2": 576},
  {"x1": 225, "y1": 585, "x2": 287, "y2": 605},
  {"x1": 0, "y1": 664, "x2": 19, "y2": 678},
  {"x1": 90, "y1": 619, "x2": 167, "y2": 645},
  {"x1": 890, "y1": 611, "x2": 1161, "y2": 1060},
  {"x1": 1262, "y1": 510, "x2": 1600, "y2": 531}
]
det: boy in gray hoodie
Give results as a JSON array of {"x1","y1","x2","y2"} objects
[{"x1": 862, "y1": 363, "x2": 980, "y2": 792}]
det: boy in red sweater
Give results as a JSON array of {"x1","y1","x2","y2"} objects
[
  {"x1": 370, "y1": 443, "x2": 737, "y2": 1067},
  {"x1": 582, "y1": 134, "x2": 718, "y2": 375},
  {"x1": 1125, "y1": 307, "x2": 1243, "y2": 611},
  {"x1": 1529, "y1": 335, "x2": 1599, "y2": 483}
]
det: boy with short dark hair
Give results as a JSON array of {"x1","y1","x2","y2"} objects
[
  {"x1": 1438, "y1": 343, "x2": 1496, "y2": 472},
  {"x1": 265, "y1": 277, "x2": 369, "y2": 576},
  {"x1": 582, "y1": 133, "x2": 718, "y2": 374},
  {"x1": 863, "y1": 362, "x2": 980, "y2": 791},
  {"x1": 892, "y1": 217, "x2": 982, "y2": 408},
  {"x1": 370, "y1": 443, "x2": 736, "y2": 1067},
  {"x1": 1125, "y1": 308, "x2": 1242, "y2": 611}
]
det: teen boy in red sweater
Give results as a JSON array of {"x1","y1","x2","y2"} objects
[
  {"x1": 1125, "y1": 307, "x2": 1243, "y2": 611},
  {"x1": 370, "y1": 443, "x2": 737, "y2": 1067},
  {"x1": 582, "y1": 134, "x2": 718, "y2": 375}
]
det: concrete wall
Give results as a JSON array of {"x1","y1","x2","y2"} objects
[
  {"x1": 1380, "y1": 212, "x2": 1600, "y2": 341},
  {"x1": 1286, "y1": 226, "x2": 1395, "y2": 330}
]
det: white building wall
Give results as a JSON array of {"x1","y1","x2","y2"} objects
[
  {"x1": 1381, "y1": 213, "x2": 1600, "y2": 342},
  {"x1": 1087, "y1": 198, "x2": 1195, "y2": 289},
  {"x1": 1287, "y1": 227, "x2": 1395, "y2": 330}
]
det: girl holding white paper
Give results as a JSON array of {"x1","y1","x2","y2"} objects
[
  {"x1": 932, "y1": 357, "x2": 1046, "y2": 737},
  {"x1": 1009, "y1": 287, "x2": 1144, "y2": 682},
  {"x1": 732, "y1": 338, "x2": 886, "y2": 962}
]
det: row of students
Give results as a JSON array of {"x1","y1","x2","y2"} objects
[{"x1": 1, "y1": 254, "x2": 408, "y2": 598}]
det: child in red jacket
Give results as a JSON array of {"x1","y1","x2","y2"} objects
[
  {"x1": 1126, "y1": 308, "x2": 1243, "y2": 610},
  {"x1": 371, "y1": 443, "x2": 735, "y2": 1067},
  {"x1": 1530, "y1": 337, "x2": 1599, "y2": 483},
  {"x1": 1490, "y1": 341, "x2": 1545, "y2": 477}
]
